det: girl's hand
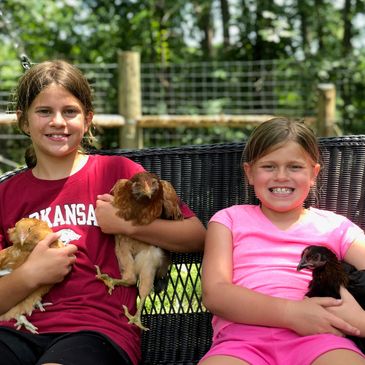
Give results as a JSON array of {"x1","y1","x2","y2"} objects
[
  {"x1": 285, "y1": 296, "x2": 360, "y2": 337},
  {"x1": 95, "y1": 194, "x2": 134, "y2": 235},
  {"x1": 326, "y1": 286, "x2": 365, "y2": 337},
  {"x1": 20, "y1": 232, "x2": 78, "y2": 287}
]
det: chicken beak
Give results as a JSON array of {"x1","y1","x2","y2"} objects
[
  {"x1": 19, "y1": 232, "x2": 29, "y2": 246},
  {"x1": 297, "y1": 259, "x2": 308, "y2": 271},
  {"x1": 144, "y1": 183, "x2": 153, "y2": 198},
  {"x1": 19, "y1": 235, "x2": 26, "y2": 246}
]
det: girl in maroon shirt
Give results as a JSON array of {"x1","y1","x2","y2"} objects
[{"x1": 0, "y1": 60, "x2": 205, "y2": 365}]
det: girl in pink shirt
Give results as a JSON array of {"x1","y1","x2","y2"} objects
[{"x1": 200, "y1": 117, "x2": 365, "y2": 365}]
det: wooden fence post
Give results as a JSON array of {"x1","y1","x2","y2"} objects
[
  {"x1": 317, "y1": 83, "x2": 336, "y2": 137},
  {"x1": 118, "y1": 51, "x2": 142, "y2": 148}
]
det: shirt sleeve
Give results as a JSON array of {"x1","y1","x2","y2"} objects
[
  {"x1": 180, "y1": 200, "x2": 196, "y2": 219},
  {"x1": 337, "y1": 218, "x2": 365, "y2": 259},
  {"x1": 209, "y1": 207, "x2": 232, "y2": 229}
]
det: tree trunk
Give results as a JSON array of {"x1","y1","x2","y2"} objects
[
  {"x1": 220, "y1": 0, "x2": 231, "y2": 48},
  {"x1": 297, "y1": 0, "x2": 310, "y2": 58},
  {"x1": 253, "y1": 0, "x2": 264, "y2": 60},
  {"x1": 194, "y1": 0, "x2": 214, "y2": 60},
  {"x1": 342, "y1": 0, "x2": 353, "y2": 57},
  {"x1": 314, "y1": 0, "x2": 324, "y2": 52}
]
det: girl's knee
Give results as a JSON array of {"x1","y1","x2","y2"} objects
[
  {"x1": 312, "y1": 349, "x2": 365, "y2": 365},
  {"x1": 199, "y1": 355, "x2": 250, "y2": 365}
]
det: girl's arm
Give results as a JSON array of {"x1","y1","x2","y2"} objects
[
  {"x1": 343, "y1": 236, "x2": 365, "y2": 270},
  {"x1": 0, "y1": 233, "x2": 77, "y2": 315},
  {"x1": 202, "y1": 222, "x2": 360, "y2": 337},
  {"x1": 95, "y1": 194, "x2": 205, "y2": 252}
]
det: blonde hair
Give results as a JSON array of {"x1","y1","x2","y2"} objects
[{"x1": 15, "y1": 60, "x2": 95, "y2": 167}]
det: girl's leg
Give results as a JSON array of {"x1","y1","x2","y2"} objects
[
  {"x1": 36, "y1": 331, "x2": 132, "y2": 365},
  {"x1": 312, "y1": 349, "x2": 365, "y2": 365},
  {"x1": 0, "y1": 341, "x2": 23, "y2": 365},
  {"x1": 199, "y1": 355, "x2": 250, "y2": 365},
  {"x1": 0, "y1": 327, "x2": 46, "y2": 365}
]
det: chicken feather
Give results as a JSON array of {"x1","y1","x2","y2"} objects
[
  {"x1": 95, "y1": 171, "x2": 183, "y2": 331},
  {"x1": 0, "y1": 218, "x2": 64, "y2": 333}
]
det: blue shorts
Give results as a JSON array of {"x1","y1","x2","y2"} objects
[
  {"x1": 201, "y1": 323, "x2": 365, "y2": 365},
  {"x1": 0, "y1": 328, "x2": 133, "y2": 365}
]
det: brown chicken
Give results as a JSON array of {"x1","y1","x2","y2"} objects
[
  {"x1": 0, "y1": 218, "x2": 64, "y2": 333},
  {"x1": 95, "y1": 171, "x2": 183, "y2": 330}
]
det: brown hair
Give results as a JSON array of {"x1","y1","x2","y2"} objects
[
  {"x1": 15, "y1": 60, "x2": 95, "y2": 167},
  {"x1": 243, "y1": 117, "x2": 320, "y2": 165}
]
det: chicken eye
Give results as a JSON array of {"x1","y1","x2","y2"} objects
[{"x1": 312, "y1": 253, "x2": 321, "y2": 262}]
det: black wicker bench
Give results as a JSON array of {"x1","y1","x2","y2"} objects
[{"x1": 2, "y1": 135, "x2": 365, "y2": 364}]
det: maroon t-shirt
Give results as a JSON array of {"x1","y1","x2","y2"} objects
[{"x1": 0, "y1": 154, "x2": 195, "y2": 365}]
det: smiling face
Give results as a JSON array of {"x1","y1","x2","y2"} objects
[
  {"x1": 19, "y1": 84, "x2": 93, "y2": 162},
  {"x1": 244, "y1": 140, "x2": 320, "y2": 219}
]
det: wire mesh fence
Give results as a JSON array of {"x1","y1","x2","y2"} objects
[
  {"x1": 140, "y1": 59, "x2": 316, "y2": 116},
  {"x1": 0, "y1": 58, "x2": 320, "y2": 117},
  {"x1": 1, "y1": 58, "x2": 365, "y2": 172}
]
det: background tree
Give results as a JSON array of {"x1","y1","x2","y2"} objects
[{"x1": 220, "y1": 0, "x2": 231, "y2": 49}]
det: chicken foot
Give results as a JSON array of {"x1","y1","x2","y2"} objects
[
  {"x1": 15, "y1": 315, "x2": 38, "y2": 334},
  {"x1": 35, "y1": 300, "x2": 52, "y2": 311},
  {"x1": 122, "y1": 295, "x2": 148, "y2": 331},
  {"x1": 95, "y1": 265, "x2": 134, "y2": 294},
  {"x1": 12, "y1": 300, "x2": 53, "y2": 334}
]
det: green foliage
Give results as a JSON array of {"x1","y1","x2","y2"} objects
[{"x1": 0, "y1": 0, "x2": 363, "y2": 66}]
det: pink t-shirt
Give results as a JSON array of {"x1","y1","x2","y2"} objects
[
  {"x1": 209, "y1": 204, "x2": 364, "y2": 339},
  {"x1": 0, "y1": 154, "x2": 195, "y2": 365}
]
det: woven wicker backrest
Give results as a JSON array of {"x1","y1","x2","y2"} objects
[{"x1": 2, "y1": 135, "x2": 365, "y2": 364}]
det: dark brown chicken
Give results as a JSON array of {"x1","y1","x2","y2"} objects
[
  {"x1": 297, "y1": 245, "x2": 365, "y2": 353},
  {"x1": 297, "y1": 245, "x2": 348, "y2": 298},
  {"x1": 95, "y1": 171, "x2": 183, "y2": 330},
  {"x1": 0, "y1": 218, "x2": 64, "y2": 333}
]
